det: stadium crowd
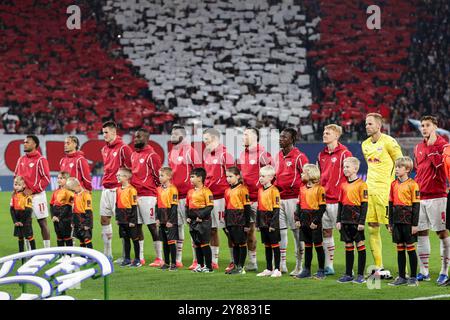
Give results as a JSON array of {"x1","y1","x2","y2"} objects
[{"x1": 1, "y1": 0, "x2": 448, "y2": 139}]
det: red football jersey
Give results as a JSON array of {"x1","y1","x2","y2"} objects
[
  {"x1": 59, "y1": 151, "x2": 92, "y2": 191},
  {"x1": 203, "y1": 144, "x2": 235, "y2": 199},
  {"x1": 274, "y1": 147, "x2": 309, "y2": 200},
  {"x1": 317, "y1": 143, "x2": 352, "y2": 204},
  {"x1": 101, "y1": 136, "x2": 132, "y2": 189},
  {"x1": 131, "y1": 145, "x2": 162, "y2": 196},
  {"x1": 443, "y1": 144, "x2": 450, "y2": 183},
  {"x1": 168, "y1": 142, "x2": 202, "y2": 199},
  {"x1": 14, "y1": 150, "x2": 50, "y2": 194},
  {"x1": 414, "y1": 135, "x2": 447, "y2": 199},
  {"x1": 237, "y1": 144, "x2": 273, "y2": 202}
]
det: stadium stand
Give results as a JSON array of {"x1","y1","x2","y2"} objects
[
  {"x1": 0, "y1": 0, "x2": 448, "y2": 138},
  {"x1": 307, "y1": 0, "x2": 449, "y2": 139},
  {"x1": 306, "y1": 1, "x2": 417, "y2": 139},
  {"x1": 103, "y1": 0, "x2": 319, "y2": 133},
  {"x1": 390, "y1": 0, "x2": 450, "y2": 136},
  {"x1": 0, "y1": 0, "x2": 173, "y2": 135}
]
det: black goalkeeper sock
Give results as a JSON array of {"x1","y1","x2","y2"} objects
[
  {"x1": 407, "y1": 246, "x2": 418, "y2": 278},
  {"x1": 265, "y1": 246, "x2": 273, "y2": 271},
  {"x1": 202, "y1": 245, "x2": 212, "y2": 269},
  {"x1": 273, "y1": 246, "x2": 281, "y2": 270},
  {"x1": 345, "y1": 245, "x2": 354, "y2": 276},
  {"x1": 133, "y1": 240, "x2": 140, "y2": 261},
  {"x1": 397, "y1": 245, "x2": 406, "y2": 279},
  {"x1": 304, "y1": 245, "x2": 313, "y2": 270},
  {"x1": 315, "y1": 244, "x2": 325, "y2": 270},
  {"x1": 357, "y1": 245, "x2": 366, "y2": 276},
  {"x1": 170, "y1": 243, "x2": 177, "y2": 265},
  {"x1": 233, "y1": 246, "x2": 240, "y2": 267},
  {"x1": 239, "y1": 245, "x2": 247, "y2": 268},
  {"x1": 195, "y1": 246, "x2": 204, "y2": 267}
]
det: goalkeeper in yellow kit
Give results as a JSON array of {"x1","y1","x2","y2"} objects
[{"x1": 362, "y1": 113, "x2": 403, "y2": 278}]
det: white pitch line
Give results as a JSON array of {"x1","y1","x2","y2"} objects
[{"x1": 410, "y1": 294, "x2": 450, "y2": 300}]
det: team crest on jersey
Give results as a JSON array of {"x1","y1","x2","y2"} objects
[
  {"x1": 113, "y1": 152, "x2": 117, "y2": 157},
  {"x1": 377, "y1": 147, "x2": 383, "y2": 152},
  {"x1": 178, "y1": 156, "x2": 183, "y2": 162},
  {"x1": 69, "y1": 163, "x2": 74, "y2": 168},
  {"x1": 29, "y1": 163, "x2": 35, "y2": 168},
  {"x1": 213, "y1": 159, "x2": 218, "y2": 164},
  {"x1": 331, "y1": 157, "x2": 337, "y2": 163},
  {"x1": 139, "y1": 158, "x2": 145, "y2": 164},
  {"x1": 286, "y1": 161, "x2": 292, "y2": 167},
  {"x1": 250, "y1": 160, "x2": 256, "y2": 165}
]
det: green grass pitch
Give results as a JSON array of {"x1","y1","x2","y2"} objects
[{"x1": 0, "y1": 191, "x2": 448, "y2": 300}]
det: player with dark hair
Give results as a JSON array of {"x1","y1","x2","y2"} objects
[
  {"x1": 100, "y1": 121, "x2": 133, "y2": 261},
  {"x1": 50, "y1": 171, "x2": 74, "y2": 249},
  {"x1": 237, "y1": 127, "x2": 273, "y2": 271},
  {"x1": 131, "y1": 128, "x2": 163, "y2": 267},
  {"x1": 14, "y1": 135, "x2": 51, "y2": 249},
  {"x1": 186, "y1": 167, "x2": 215, "y2": 272},
  {"x1": 224, "y1": 166, "x2": 251, "y2": 274},
  {"x1": 60, "y1": 135, "x2": 92, "y2": 191},
  {"x1": 202, "y1": 128, "x2": 235, "y2": 270},
  {"x1": 169, "y1": 124, "x2": 202, "y2": 269},
  {"x1": 414, "y1": 115, "x2": 449, "y2": 285},
  {"x1": 274, "y1": 127, "x2": 309, "y2": 275}
]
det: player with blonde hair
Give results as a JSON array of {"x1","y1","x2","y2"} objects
[
  {"x1": 318, "y1": 124, "x2": 353, "y2": 275},
  {"x1": 362, "y1": 113, "x2": 403, "y2": 278}
]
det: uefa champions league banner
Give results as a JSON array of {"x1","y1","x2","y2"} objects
[
  {"x1": 0, "y1": 132, "x2": 367, "y2": 191},
  {"x1": 0, "y1": 247, "x2": 113, "y2": 300}
]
